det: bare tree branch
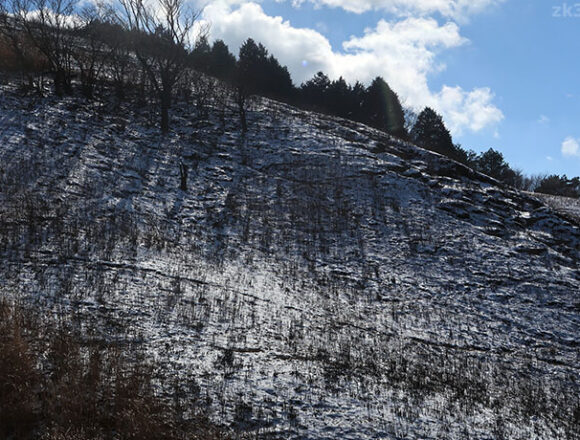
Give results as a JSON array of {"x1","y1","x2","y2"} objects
[{"x1": 114, "y1": 0, "x2": 205, "y2": 133}]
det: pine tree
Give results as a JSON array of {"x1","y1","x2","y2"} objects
[
  {"x1": 265, "y1": 55, "x2": 294, "y2": 100},
  {"x1": 361, "y1": 77, "x2": 406, "y2": 138},
  {"x1": 189, "y1": 35, "x2": 211, "y2": 73},
  {"x1": 350, "y1": 81, "x2": 366, "y2": 122},
  {"x1": 475, "y1": 148, "x2": 511, "y2": 181},
  {"x1": 209, "y1": 40, "x2": 236, "y2": 81},
  {"x1": 534, "y1": 175, "x2": 579, "y2": 197},
  {"x1": 237, "y1": 38, "x2": 269, "y2": 95},
  {"x1": 326, "y1": 77, "x2": 352, "y2": 119},
  {"x1": 411, "y1": 107, "x2": 455, "y2": 156},
  {"x1": 300, "y1": 71, "x2": 331, "y2": 111},
  {"x1": 236, "y1": 38, "x2": 294, "y2": 100}
]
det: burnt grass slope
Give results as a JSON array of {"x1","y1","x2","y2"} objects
[{"x1": 0, "y1": 77, "x2": 579, "y2": 439}]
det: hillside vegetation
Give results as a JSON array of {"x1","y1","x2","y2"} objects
[
  {"x1": 0, "y1": 74, "x2": 579, "y2": 439},
  {"x1": 1, "y1": 1, "x2": 578, "y2": 197}
]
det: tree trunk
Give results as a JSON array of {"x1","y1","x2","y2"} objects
[
  {"x1": 161, "y1": 89, "x2": 171, "y2": 134},
  {"x1": 237, "y1": 87, "x2": 247, "y2": 134},
  {"x1": 54, "y1": 69, "x2": 65, "y2": 96},
  {"x1": 64, "y1": 73, "x2": 73, "y2": 95},
  {"x1": 54, "y1": 68, "x2": 73, "y2": 96},
  {"x1": 179, "y1": 161, "x2": 188, "y2": 191},
  {"x1": 80, "y1": 71, "x2": 94, "y2": 99}
]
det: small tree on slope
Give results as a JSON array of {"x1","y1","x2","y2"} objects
[
  {"x1": 411, "y1": 107, "x2": 455, "y2": 157},
  {"x1": 115, "y1": 0, "x2": 203, "y2": 134},
  {"x1": 362, "y1": 77, "x2": 406, "y2": 138}
]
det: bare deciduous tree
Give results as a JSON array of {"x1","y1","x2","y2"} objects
[
  {"x1": 71, "y1": 5, "x2": 116, "y2": 99},
  {"x1": 6, "y1": 0, "x2": 78, "y2": 95},
  {"x1": 115, "y1": 0, "x2": 204, "y2": 133},
  {"x1": 0, "y1": 3, "x2": 48, "y2": 89}
]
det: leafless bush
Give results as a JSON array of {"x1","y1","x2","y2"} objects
[{"x1": 0, "y1": 300, "x2": 229, "y2": 440}]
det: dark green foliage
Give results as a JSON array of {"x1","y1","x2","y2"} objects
[
  {"x1": 237, "y1": 38, "x2": 269, "y2": 93},
  {"x1": 445, "y1": 143, "x2": 477, "y2": 167},
  {"x1": 299, "y1": 73, "x2": 366, "y2": 121},
  {"x1": 467, "y1": 148, "x2": 525, "y2": 188},
  {"x1": 132, "y1": 26, "x2": 188, "y2": 68},
  {"x1": 411, "y1": 107, "x2": 455, "y2": 157},
  {"x1": 299, "y1": 74, "x2": 406, "y2": 137},
  {"x1": 266, "y1": 54, "x2": 294, "y2": 99},
  {"x1": 300, "y1": 71, "x2": 331, "y2": 111},
  {"x1": 474, "y1": 148, "x2": 511, "y2": 181},
  {"x1": 233, "y1": 38, "x2": 295, "y2": 132},
  {"x1": 535, "y1": 175, "x2": 580, "y2": 198},
  {"x1": 1, "y1": 15, "x2": 576, "y2": 190},
  {"x1": 189, "y1": 34, "x2": 211, "y2": 73},
  {"x1": 361, "y1": 77, "x2": 406, "y2": 138},
  {"x1": 209, "y1": 40, "x2": 236, "y2": 81},
  {"x1": 237, "y1": 38, "x2": 294, "y2": 101},
  {"x1": 325, "y1": 76, "x2": 351, "y2": 118},
  {"x1": 350, "y1": 81, "x2": 367, "y2": 119}
]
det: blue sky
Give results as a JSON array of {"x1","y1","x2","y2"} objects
[{"x1": 197, "y1": 0, "x2": 580, "y2": 177}]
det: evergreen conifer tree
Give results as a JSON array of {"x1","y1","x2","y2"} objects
[
  {"x1": 209, "y1": 40, "x2": 236, "y2": 81},
  {"x1": 411, "y1": 107, "x2": 455, "y2": 156},
  {"x1": 362, "y1": 77, "x2": 406, "y2": 138}
]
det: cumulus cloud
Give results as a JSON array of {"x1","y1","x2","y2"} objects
[
  {"x1": 200, "y1": 1, "x2": 504, "y2": 135},
  {"x1": 338, "y1": 17, "x2": 467, "y2": 86},
  {"x1": 200, "y1": 1, "x2": 334, "y2": 78},
  {"x1": 562, "y1": 137, "x2": 580, "y2": 157},
  {"x1": 435, "y1": 86, "x2": 503, "y2": 135},
  {"x1": 287, "y1": 0, "x2": 505, "y2": 20}
]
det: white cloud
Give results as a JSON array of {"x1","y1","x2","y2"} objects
[
  {"x1": 287, "y1": 0, "x2": 505, "y2": 20},
  {"x1": 435, "y1": 86, "x2": 504, "y2": 135},
  {"x1": 200, "y1": 2, "x2": 334, "y2": 78},
  {"x1": 315, "y1": 21, "x2": 329, "y2": 33},
  {"x1": 538, "y1": 114, "x2": 550, "y2": 124},
  {"x1": 562, "y1": 137, "x2": 580, "y2": 157},
  {"x1": 201, "y1": 1, "x2": 504, "y2": 136}
]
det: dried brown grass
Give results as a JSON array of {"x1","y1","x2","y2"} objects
[{"x1": 0, "y1": 300, "x2": 227, "y2": 440}]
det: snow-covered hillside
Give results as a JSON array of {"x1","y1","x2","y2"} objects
[
  {"x1": 536, "y1": 193, "x2": 580, "y2": 225},
  {"x1": 0, "y1": 77, "x2": 579, "y2": 439}
]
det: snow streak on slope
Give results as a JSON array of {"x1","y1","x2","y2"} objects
[
  {"x1": 536, "y1": 193, "x2": 580, "y2": 225},
  {"x1": 0, "y1": 80, "x2": 579, "y2": 439}
]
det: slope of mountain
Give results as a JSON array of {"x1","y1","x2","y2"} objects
[
  {"x1": 0, "y1": 77, "x2": 579, "y2": 439},
  {"x1": 537, "y1": 193, "x2": 580, "y2": 225}
]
